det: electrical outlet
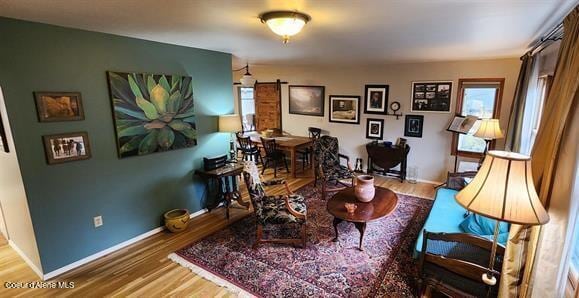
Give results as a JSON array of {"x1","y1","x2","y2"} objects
[{"x1": 93, "y1": 215, "x2": 103, "y2": 228}]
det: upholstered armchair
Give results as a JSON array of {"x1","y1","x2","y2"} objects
[
  {"x1": 313, "y1": 135, "x2": 355, "y2": 200},
  {"x1": 241, "y1": 161, "x2": 307, "y2": 248}
]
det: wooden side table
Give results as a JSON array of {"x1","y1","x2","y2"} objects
[
  {"x1": 195, "y1": 162, "x2": 250, "y2": 219},
  {"x1": 327, "y1": 187, "x2": 398, "y2": 250}
]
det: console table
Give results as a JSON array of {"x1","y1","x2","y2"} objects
[
  {"x1": 366, "y1": 142, "x2": 410, "y2": 181},
  {"x1": 196, "y1": 156, "x2": 250, "y2": 219}
]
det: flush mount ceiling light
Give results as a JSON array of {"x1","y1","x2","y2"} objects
[{"x1": 259, "y1": 10, "x2": 311, "y2": 44}]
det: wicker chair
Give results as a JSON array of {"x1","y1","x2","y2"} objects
[
  {"x1": 418, "y1": 231, "x2": 505, "y2": 297},
  {"x1": 241, "y1": 161, "x2": 307, "y2": 248},
  {"x1": 313, "y1": 135, "x2": 355, "y2": 200}
]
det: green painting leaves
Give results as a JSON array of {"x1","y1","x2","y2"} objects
[{"x1": 108, "y1": 71, "x2": 197, "y2": 158}]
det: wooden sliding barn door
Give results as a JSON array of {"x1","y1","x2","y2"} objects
[{"x1": 254, "y1": 81, "x2": 282, "y2": 131}]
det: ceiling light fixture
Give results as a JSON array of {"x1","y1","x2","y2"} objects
[{"x1": 259, "y1": 10, "x2": 311, "y2": 44}]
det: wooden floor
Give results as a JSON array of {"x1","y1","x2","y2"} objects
[{"x1": 0, "y1": 171, "x2": 434, "y2": 297}]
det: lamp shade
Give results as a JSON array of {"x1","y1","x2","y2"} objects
[
  {"x1": 218, "y1": 114, "x2": 242, "y2": 133},
  {"x1": 456, "y1": 150, "x2": 549, "y2": 225},
  {"x1": 474, "y1": 119, "x2": 504, "y2": 140},
  {"x1": 239, "y1": 74, "x2": 256, "y2": 87}
]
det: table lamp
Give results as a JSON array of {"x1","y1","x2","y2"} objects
[
  {"x1": 474, "y1": 118, "x2": 504, "y2": 154},
  {"x1": 218, "y1": 114, "x2": 242, "y2": 160},
  {"x1": 456, "y1": 150, "x2": 549, "y2": 286}
]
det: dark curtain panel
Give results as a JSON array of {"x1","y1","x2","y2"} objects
[{"x1": 505, "y1": 53, "x2": 535, "y2": 152}]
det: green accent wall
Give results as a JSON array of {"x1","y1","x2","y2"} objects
[{"x1": 0, "y1": 17, "x2": 233, "y2": 273}]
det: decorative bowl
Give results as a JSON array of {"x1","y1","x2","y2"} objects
[
  {"x1": 163, "y1": 209, "x2": 190, "y2": 233},
  {"x1": 344, "y1": 203, "x2": 357, "y2": 213}
]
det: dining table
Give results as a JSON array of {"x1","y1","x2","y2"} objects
[{"x1": 243, "y1": 132, "x2": 313, "y2": 178}]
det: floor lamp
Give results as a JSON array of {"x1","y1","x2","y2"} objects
[
  {"x1": 456, "y1": 151, "x2": 550, "y2": 286},
  {"x1": 218, "y1": 114, "x2": 242, "y2": 161},
  {"x1": 474, "y1": 118, "x2": 504, "y2": 155}
]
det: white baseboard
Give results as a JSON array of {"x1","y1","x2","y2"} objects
[
  {"x1": 43, "y1": 208, "x2": 209, "y2": 280},
  {"x1": 8, "y1": 240, "x2": 44, "y2": 279},
  {"x1": 416, "y1": 178, "x2": 444, "y2": 185}
]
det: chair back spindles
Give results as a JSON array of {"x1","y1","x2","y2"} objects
[{"x1": 308, "y1": 127, "x2": 322, "y2": 139}]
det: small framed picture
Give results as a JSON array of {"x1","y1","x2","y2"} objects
[
  {"x1": 34, "y1": 92, "x2": 85, "y2": 122},
  {"x1": 364, "y1": 85, "x2": 389, "y2": 114},
  {"x1": 404, "y1": 115, "x2": 424, "y2": 138},
  {"x1": 43, "y1": 132, "x2": 91, "y2": 164},
  {"x1": 410, "y1": 81, "x2": 452, "y2": 113},
  {"x1": 329, "y1": 95, "x2": 360, "y2": 124},
  {"x1": 366, "y1": 118, "x2": 384, "y2": 139},
  {"x1": 288, "y1": 85, "x2": 325, "y2": 116}
]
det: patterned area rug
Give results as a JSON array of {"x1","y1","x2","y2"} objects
[{"x1": 169, "y1": 183, "x2": 433, "y2": 297}]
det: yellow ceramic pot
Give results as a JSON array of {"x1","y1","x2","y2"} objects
[{"x1": 164, "y1": 209, "x2": 190, "y2": 233}]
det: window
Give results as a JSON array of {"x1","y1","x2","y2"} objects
[
  {"x1": 238, "y1": 87, "x2": 255, "y2": 132},
  {"x1": 569, "y1": 219, "x2": 579, "y2": 295},
  {"x1": 452, "y1": 78, "x2": 504, "y2": 158}
]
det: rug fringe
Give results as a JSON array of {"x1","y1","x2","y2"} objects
[{"x1": 168, "y1": 253, "x2": 255, "y2": 298}]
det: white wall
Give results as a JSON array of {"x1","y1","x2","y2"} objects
[
  {"x1": 0, "y1": 87, "x2": 43, "y2": 275},
  {"x1": 234, "y1": 58, "x2": 520, "y2": 183}
]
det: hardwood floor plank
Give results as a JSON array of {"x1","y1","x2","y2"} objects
[{"x1": 0, "y1": 171, "x2": 434, "y2": 297}]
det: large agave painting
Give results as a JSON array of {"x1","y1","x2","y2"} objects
[{"x1": 107, "y1": 71, "x2": 197, "y2": 158}]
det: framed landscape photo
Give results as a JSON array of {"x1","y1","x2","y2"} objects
[
  {"x1": 43, "y1": 132, "x2": 91, "y2": 164},
  {"x1": 404, "y1": 115, "x2": 424, "y2": 138},
  {"x1": 329, "y1": 95, "x2": 360, "y2": 124},
  {"x1": 410, "y1": 81, "x2": 452, "y2": 113},
  {"x1": 288, "y1": 85, "x2": 325, "y2": 116},
  {"x1": 366, "y1": 118, "x2": 384, "y2": 139},
  {"x1": 34, "y1": 92, "x2": 84, "y2": 122},
  {"x1": 364, "y1": 84, "x2": 389, "y2": 114},
  {"x1": 107, "y1": 71, "x2": 197, "y2": 158}
]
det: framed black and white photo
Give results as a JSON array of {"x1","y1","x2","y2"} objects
[
  {"x1": 404, "y1": 115, "x2": 424, "y2": 138},
  {"x1": 366, "y1": 118, "x2": 384, "y2": 139},
  {"x1": 329, "y1": 95, "x2": 360, "y2": 124},
  {"x1": 42, "y1": 132, "x2": 91, "y2": 164},
  {"x1": 410, "y1": 81, "x2": 452, "y2": 113},
  {"x1": 364, "y1": 84, "x2": 389, "y2": 114},
  {"x1": 288, "y1": 85, "x2": 325, "y2": 116}
]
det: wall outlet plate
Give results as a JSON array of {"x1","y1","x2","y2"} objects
[{"x1": 93, "y1": 215, "x2": 103, "y2": 228}]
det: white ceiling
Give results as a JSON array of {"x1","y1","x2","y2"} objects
[{"x1": 0, "y1": 0, "x2": 576, "y2": 67}]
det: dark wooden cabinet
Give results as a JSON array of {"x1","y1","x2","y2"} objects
[{"x1": 366, "y1": 142, "x2": 410, "y2": 181}]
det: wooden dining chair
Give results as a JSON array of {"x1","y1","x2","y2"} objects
[
  {"x1": 297, "y1": 127, "x2": 322, "y2": 170},
  {"x1": 260, "y1": 137, "x2": 289, "y2": 177},
  {"x1": 236, "y1": 133, "x2": 262, "y2": 164}
]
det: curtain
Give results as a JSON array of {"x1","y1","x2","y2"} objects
[
  {"x1": 499, "y1": 6, "x2": 579, "y2": 297},
  {"x1": 530, "y1": 96, "x2": 578, "y2": 297},
  {"x1": 505, "y1": 53, "x2": 536, "y2": 152}
]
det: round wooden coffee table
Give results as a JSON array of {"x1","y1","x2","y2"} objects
[{"x1": 327, "y1": 187, "x2": 398, "y2": 251}]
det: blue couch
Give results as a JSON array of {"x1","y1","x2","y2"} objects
[{"x1": 414, "y1": 187, "x2": 508, "y2": 257}]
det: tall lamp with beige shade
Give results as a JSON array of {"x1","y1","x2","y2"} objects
[
  {"x1": 474, "y1": 118, "x2": 504, "y2": 153},
  {"x1": 456, "y1": 150, "x2": 549, "y2": 286},
  {"x1": 218, "y1": 114, "x2": 242, "y2": 160}
]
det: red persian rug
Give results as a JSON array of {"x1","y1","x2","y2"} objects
[{"x1": 169, "y1": 183, "x2": 433, "y2": 297}]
